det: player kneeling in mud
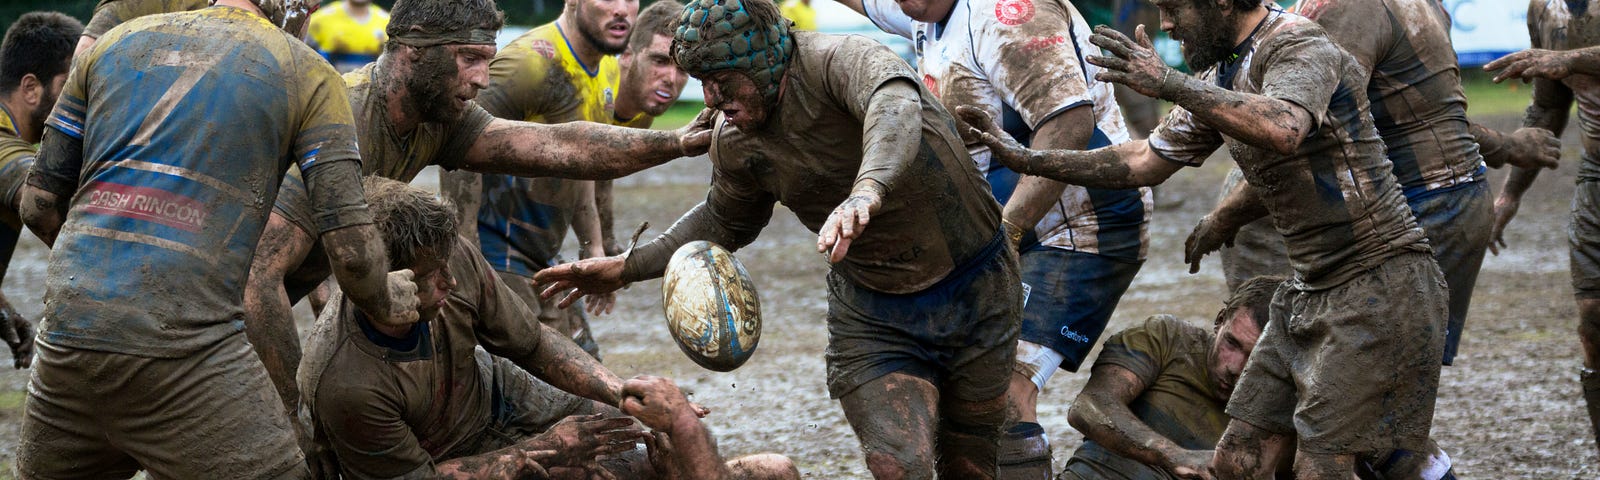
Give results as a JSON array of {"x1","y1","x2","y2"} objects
[{"x1": 301, "y1": 177, "x2": 797, "y2": 479}]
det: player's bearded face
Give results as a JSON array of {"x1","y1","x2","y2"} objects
[
  {"x1": 1162, "y1": 0, "x2": 1236, "y2": 71},
  {"x1": 575, "y1": 0, "x2": 637, "y2": 56},
  {"x1": 406, "y1": 44, "x2": 492, "y2": 123},
  {"x1": 701, "y1": 70, "x2": 770, "y2": 132}
]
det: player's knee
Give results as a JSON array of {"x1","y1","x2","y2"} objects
[{"x1": 728, "y1": 453, "x2": 800, "y2": 480}]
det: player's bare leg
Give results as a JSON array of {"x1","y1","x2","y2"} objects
[
  {"x1": 1578, "y1": 298, "x2": 1600, "y2": 457},
  {"x1": 840, "y1": 372, "x2": 938, "y2": 480},
  {"x1": 1212, "y1": 418, "x2": 1292, "y2": 480},
  {"x1": 941, "y1": 389, "x2": 1006, "y2": 479},
  {"x1": 999, "y1": 371, "x2": 1050, "y2": 479}
]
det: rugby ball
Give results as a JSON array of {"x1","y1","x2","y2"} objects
[{"x1": 661, "y1": 241, "x2": 762, "y2": 371}]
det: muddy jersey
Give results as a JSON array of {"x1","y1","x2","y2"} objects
[
  {"x1": 1529, "y1": 0, "x2": 1600, "y2": 179},
  {"x1": 1147, "y1": 8, "x2": 1426, "y2": 289},
  {"x1": 0, "y1": 106, "x2": 36, "y2": 271},
  {"x1": 1065, "y1": 315, "x2": 1228, "y2": 475},
  {"x1": 82, "y1": 0, "x2": 211, "y2": 39},
  {"x1": 631, "y1": 32, "x2": 1000, "y2": 294},
  {"x1": 301, "y1": 240, "x2": 552, "y2": 479},
  {"x1": 1292, "y1": 0, "x2": 1486, "y2": 196},
  {"x1": 274, "y1": 64, "x2": 497, "y2": 234},
  {"x1": 474, "y1": 22, "x2": 621, "y2": 276},
  {"x1": 34, "y1": 6, "x2": 365, "y2": 357},
  {"x1": 861, "y1": 0, "x2": 1151, "y2": 261}
]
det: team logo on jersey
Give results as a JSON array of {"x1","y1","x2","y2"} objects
[
  {"x1": 996, "y1": 0, "x2": 1035, "y2": 25},
  {"x1": 605, "y1": 87, "x2": 615, "y2": 110},
  {"x1": 531, "y1": 40, "x2": 556, "y2": 59}
]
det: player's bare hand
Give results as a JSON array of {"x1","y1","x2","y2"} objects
[
  {"x1": 621, "y1": 375, "x2": 697, "y2": 434},
  {"x1": 1185, "y1": 214, "x2": 1240, "y2": 274},
  {"x1": 954, "y1": 105, "x2": 1034, "y2": 174},
  {"x1": 372, "y1": 269, "x2": 420, "y2": 327},
  {"x1": 676, "y1": 108, "x2": 717, "y2": 157},
  {"x1": 1164, "y1": 449, "x2": 1215, "y2": 480},
  {"x1": 1, "y1": 307, "x2": 32, "y2": 369},
  {"x1": 1489, "y1": 194, "x2": 1522, "y2": 255},
  {"x1": 537, "y1": 413, "x2": 649, "y2": 467},
  {"x1": 1500, "y1": 127, "x2": 1562, "y2": 170},
  {"x1": 1486, "y1": 48, "x2": 1575, "y2": 83},
  {"x1": 1087, "y1": 25, "x2": 1172, "y2": 99},
  {"x1": 536, "y1": 257, "x2": 628, "y2": 309},
  {"x1": 585, "y1": 291, "x2": 617, "y2": 316},
  {"x1": 818, "y1": 187, "x2": 883, "y2": 263}
]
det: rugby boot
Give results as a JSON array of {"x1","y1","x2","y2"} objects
[{"x1": 997, "y1": 422, "x2": 1052, "y2": 480}]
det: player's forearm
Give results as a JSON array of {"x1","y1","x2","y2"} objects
[
  {"x1": 572, "y1": 183, "x2": 607, "y2": 260},
  {"x1": 1211, "y1": 179, "x2": 1269, "y2": 229},
  {"x1": 525, "y1": 322, "x2": 626, "y2": 406},
  {"x1": 435, "y1": 448, "x2": 550, "y2": 480},
  {"x1": 1005, "y1": 140, "x2": 1169, "y2": 190},
  {"x1": 622, "y1": 201, "x2": 768, "y2": 283},
  {"x1": 465, "y1": 119, "x2": 684, "y2": 180},
  {"x1": 1159, "y1": 74, "x2": 1311, "y2": 155},
  {"x1": 855, "y1": 80, "x2": 922, "y2": 195},
  {"x1": 662, "y1": 413, "x2": 735, "y2": 480},
  {"x1": 1469, "y1": 123, "x2": 1512, "y2": 168},
  {"x1": 1526, "y1": 78, "x2": 1573, "y2": 136},
  {"x1": 1067, "y1": 391, "x2": 1189, "y2": 471},
  {"x1": 1002, "y1": 108, "x2": 1094, "y2": 230},
  {"x1": 1500, "y1": 166, "x2": 1541, "y2": 201},
  {"x1": 21, "y1": 130, "x2": 85, "y2": 246},
  {"x1": 595, "y1": 180, "x2": 618, "y2": 255},
  {"x1": 18, "y1": 185, "x2": 63, "y2": 247},
  {"x1": 321, "y1": 224, "x2": 396, "y2": 324}
]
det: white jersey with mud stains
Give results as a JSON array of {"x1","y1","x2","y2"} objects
[{"x1": 862, "y1": 0, "x2": 1150, "y2": 260}]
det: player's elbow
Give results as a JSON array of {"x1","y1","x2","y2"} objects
[
  {"x1": 1065, "y1": 394, "x2": 1100, "y2": 436},
  {"x1": 1267, "y1": 133, "x2": 1302, "y2": 156}
]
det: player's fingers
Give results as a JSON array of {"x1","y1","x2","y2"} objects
[
  {"x1": 620, "y1": 396, "x2": 645, "y2": 416},
  {"x1": 540, "y1": 282, "x2": 571, "y2": 299},
  {"x1": 692, "y1": 402, "x2": 711, "y2": 417},
  {"x1": 1135, "y1": 24, "x2": 1155, "y2": 49},
  {"x1": 1094, "y1": 70, "x2": 1129, "y2": 87},
  {"x1": 817, "y1": 213, "x2": 841, "y2": 253},
  {"x1": 1086, "y1": 55, "x2": 1129, "y2": 72},
  {"x1": 559, "y1": 289, "x2": 584, "y2": 309},
  {"x1": 855, "y1": 203, "x2": 871, "y2": 229},
  {"x1": 1089, "y1": 32, "x2": 1136, "y2": 59},
  {"x1": 1091, "y1": 25, "x2": 1138, "y2": 53},
  {"x1": 830, "y1": 236, "x2": 853, "y2": 263}
]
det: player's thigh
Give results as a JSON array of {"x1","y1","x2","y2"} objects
[
  {"x1": 838, "y1": 372, "x2": 939, "y2": 477},
  {"x1": 16, "y1": 341, "x2": 141, "y2": 480}
]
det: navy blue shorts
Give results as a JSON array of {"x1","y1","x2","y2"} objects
[{"x1": 1017, "y1": 247, "x2": 1143, "y2": 372}]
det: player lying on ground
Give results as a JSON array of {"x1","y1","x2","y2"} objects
[{"x1": 302, "y1": 177, "x2": 798, "y2": 479}]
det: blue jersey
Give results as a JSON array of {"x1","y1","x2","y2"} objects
[{"x1": 36, "y1": 6, "x2": 364, "y2": 356}]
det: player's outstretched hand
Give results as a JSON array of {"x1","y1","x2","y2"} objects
[
  {"x1": 1488, "y1": 193, "x2": 1523, "y2": 256},
  {"x1": 620, "y1": 375, "x2": 697, "y2": 434},
  {"x1": 1501, "y1": 127, "x2": 1563, "y2": 170},
  {"x1": 372, "y1": 269, "x2": 420, "y2": 327},
  {"x1": 676, "y1": 108, "x2": 718, "y2": 157},
  {"x1": 1087, "y1": 25, "x2": 1171, "y2": 99},
  {"x1": 1486, "y1": 48, "x2": 1575, "y2": 83},
  {"x1": 1, "y1": 307, "x2": 32, "y2": 369},
  {"x1": 818, "y1": 187, "x2": 883, "y2": 263},
  {"x1": 1164, "y1": 448, "x2": 1216, "y2": 480},
  {"x1": 536, "y1": 257, "x2": 628, "y2": 309},
  {"x1": 1184, "y1": 214, "x2": 1240, "y2": 274},
  {"x1": 954, "y1": 106, "x2": 1033, "y2": 174},
  {"x1": 539, "y1": 413, "x2": 650, "y2": 467},
  {"x1": 585, "y1": 291, "x2": 617, "y2": 316}
]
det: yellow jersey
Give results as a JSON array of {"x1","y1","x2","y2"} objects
[
  {"x1": 781, "y1": 0, "x2": 817, "y2": 31},
  {"x1": 307, "y1": 1, "x2": 390, "y2": 72}
]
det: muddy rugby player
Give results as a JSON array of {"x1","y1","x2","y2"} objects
[
  {"x1": 535, "y1": 0, "x2": 1024, "y2": 476},
  {"x1": 1481, "y1": 0, "x2": 1600, "y2": 459},
  {"x1": 839, "y1": 0, "x2": 1149, "y2": 475},
  {"x1": 243, "y1": 0, "x2": 713, "y2": 421},
  {"x1": 12, "y1": 0, "x2": 422, "y2": 476},
  {"x1": 302, "y1": 177, "x2": 797, "y2": 479},
  {"x1": 960, "y1": 0, "x2": 1451, "y2": 476},
  {"x1": 1196, "y1": 0, "x2": 1562, "y2": 373},
  {"x1": 440, "y1": 0, "x2": 690, "y2": 359},
  {"x1": 0, "y1": 12, "x2": 81, "y2": 370}
]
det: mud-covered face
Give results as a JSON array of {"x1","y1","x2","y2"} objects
[
  {"x1": 411, "y1": 252, "x2": 456, "y2": 323},
  {"x1": 405, "y1": 43, "x2": 494, "y2": 123},
  {"x1": 1154, "y1": 0, "x2": 1237, "y2": 71},
  {"x1": 573, "y1": 0, "x2": 638, "y2": 56},
  {"x1": 701, "y1": 70, "x2": 770, "y2": 132},
  {"x1": 892, "y1": 0, "x2": 958, "y2": 22},
  {"x1": 1209, "y1": 309, "x2": 1262, "y2": 399},
  {"x1": 621, "y1": 34, "x2": 687, "y2": 117}
]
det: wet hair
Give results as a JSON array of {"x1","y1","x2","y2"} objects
[
  {"x1": 1214, "y1": 275, "x2": 1285, "y2": 332},
  {"x1": 0, "y1": 12, "x2": 83, "y2": 96},
  {"x1": 1189, "y1": 0, "x2": 1263, "y2": 14},
  {"x1": 363, "y1": 176, "x2": 458, "y2": 270},
  {"x1": 385, "y1": 0, "x2": 506, "y2": 52},
  {"x1": 629, "y1": 0, "x2": 684, "y2": 54}
]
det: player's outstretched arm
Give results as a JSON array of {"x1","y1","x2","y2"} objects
[
  {"x1": 818, "y1": 79, "x2": 923, "y2": 263},
  {"x1": 1486, "y1": 46, "x2": 1600, "y2": 83},
  {"x1": 520, "y1": 319, "x2": 630, "y2": 406},
  {"x1": 20, "y1": 128, "x2": 84, "y2": 246},
  {"x1": 461, "y1": 108, "x2": 715, "y2": 180},
  {"x1": 1186, "y1": 180, "x2": 1268, "y2": 274},
  {"x1": 304, "y1": 160, "x2": 420, "y2": 328},
  {"x1": 1470, "y1": 123, "x2": 1561, "y2": 170},
  {"x1": 1491, "y1": 77, "x2": 1574, "y2": 255},
  {"x1": 1070, "y1": 365, "x2": 1215, "y2": 480},
  {"x1": 624, "y1": 376, "x2": 737, "y2": 480},
  {"x1": 957, "y1": 106, "x2": 1180, "y2": 190},
  {"x1": 1087, "y1": 25, "x2": 1313, "y2": 156}
]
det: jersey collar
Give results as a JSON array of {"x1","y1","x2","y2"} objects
[{"x1": 555, "y1": 22, "x2": 602, "y2": 78}]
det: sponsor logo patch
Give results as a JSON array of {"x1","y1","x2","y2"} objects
[
  {"x1": 531, "y1": 39, "x2": 557, "y2": 59},
  {"x1": 996, "y1": 0, "x2": 1036, "y2": 26},
  {"x1": 81, "y1": 182, "x2": 208, "y2": 232}
]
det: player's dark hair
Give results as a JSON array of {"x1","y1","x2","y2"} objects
[
  {"x1": 385, "y1": 0, "x2": 506, "y2": 52},
  {"x1": 364, "y1": 176, "x2": 458, "y2": 270},
  {"x1": 1190, "y1": 0, "x2": 1264, "y2": 14},
  {"x1": 0, "y1": 12, "x2": 83, "y2": 96},
  {"x1": 1215, "y1": 275, "x2": 1285, "y2": 332},
  {"x1": 629, "y1": 0, "x2": 684, "y2": 54}
]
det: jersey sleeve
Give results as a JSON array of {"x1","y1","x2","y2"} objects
[
  {"x1": 1255, "y1": 25, "x2": 1346, "y2": 133},
  {"x1": 976, "y1": 0, "x2": 1096, "y2": 130},
  {"x1": 1092, "y1": 315, "x2": 1179, "y2": 388},
  {"x1": 314, "y1": 380, "x2": 438, "y2": 480},
  {"x1": 450, "y1": 242, "x2": 547, "y2": 362},
  {"x1": 294, "y1": 62, "x2": 371, "y2": 233},
  {"x1": 860, "y1": 0, "x2": 917, "y2": 40},
  {"x1": 822, "y1": 36, "x2": 922, "y2": 121},
  {"x1": 1147, "y1": 104, "x2": 1223, "y2": 166},
  {"x1": 32, "y1": 45, "x2": 95, "y2": 194},
  {"x1": 432, "y1": 102, "x2": 495, "y2": 171}
]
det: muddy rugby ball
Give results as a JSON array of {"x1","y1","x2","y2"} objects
[{"x1": 661, "y1": 241, "x2": 762, "y2": 372}]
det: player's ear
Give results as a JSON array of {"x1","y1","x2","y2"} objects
[{"x1": 19, "y1": 74, "x2": 41, "y2": 107}]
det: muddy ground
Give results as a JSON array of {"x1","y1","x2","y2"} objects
[{"x1": 0, "y1": 111, "x2": 1593, "y2": 478}]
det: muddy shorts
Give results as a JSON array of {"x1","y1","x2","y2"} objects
[
  {"x1": 1408, "y1": 180, "x2": 1491, "y2": 366},
  {"x1": 1226, "y1": 252, "x2": 1447, "y2": 455},
  {"x1": 1016, "y1": 247, "x2": 1142, "y2": 373},
  {"x1": 824, "y1": 232, "x2": 1023, "y2": 402},
  {"x1": 1570, "y1": 180, "x2": 1600, "y2": 300},
  {"x1": 17, "y1": 333, "x2": 306, "y2": 480},
  {"x1": 498, "y1": 270, "x2": 601, "y2": 359}
]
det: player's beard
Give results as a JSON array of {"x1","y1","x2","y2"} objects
[
  {"x1": 407, "y1": 46, "x2": 468, "y2": 124},
  {"x1": 577, "y1": 4, "x2": 629, "y2": 56},
  {"x1": 1176, "y1": 6, "x2": 1236, "y2": 71}
]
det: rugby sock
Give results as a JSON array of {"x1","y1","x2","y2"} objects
[
  {"x1": 996, "y1": 422, "x2": 1052, "y2": 480},
  {"x1": 1583, "y1": 367, "x2": 1600, "y2": 457}
]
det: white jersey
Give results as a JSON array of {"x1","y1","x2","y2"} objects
[{"x1": 863, "y1": 0, "x2": 1151, "y2": 260}]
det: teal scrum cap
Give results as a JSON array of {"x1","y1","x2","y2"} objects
[{"x1": 671, "y1": 0, "x2": 794, "y2": 106}]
